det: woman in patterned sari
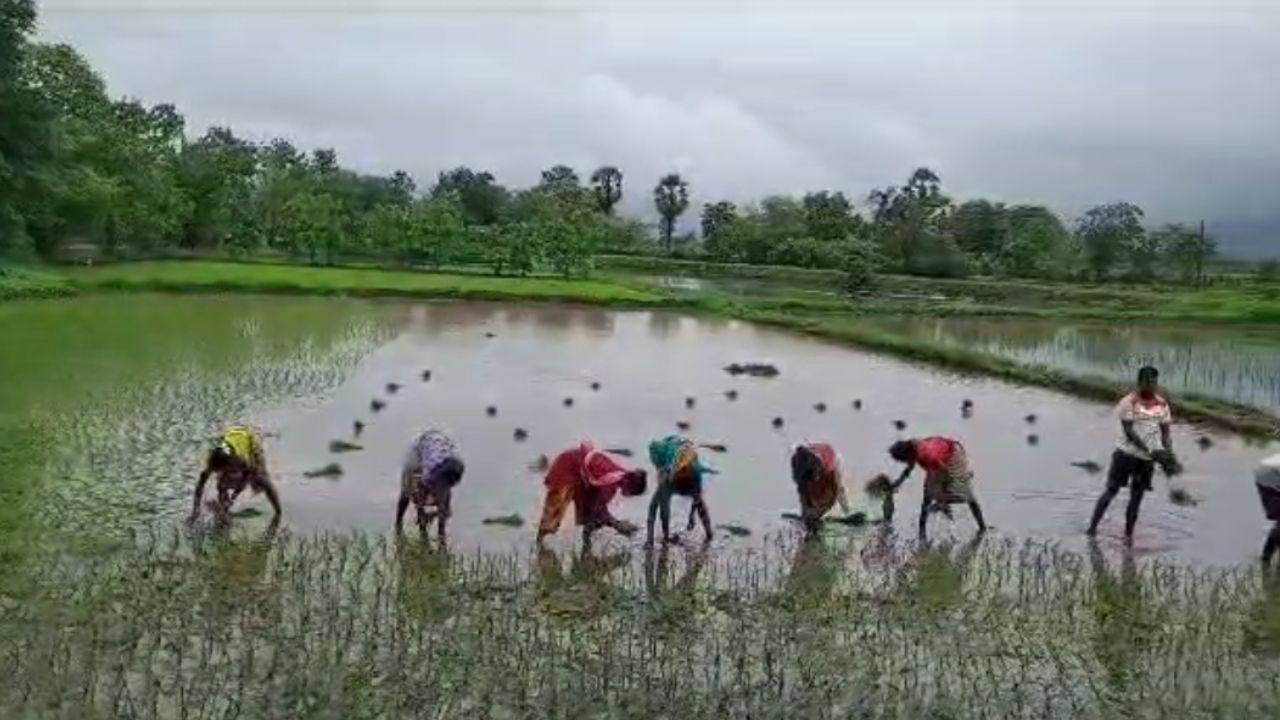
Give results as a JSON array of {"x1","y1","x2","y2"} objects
[
  {"x1": 889, "y1": 437, "x2": 988, "y2": 540},
  {"x1": 536, "y1": 442, "x2": 647, "y2": 550},
  {"x1": 790, "y1": 442, "x2": 853, "y2": 534}
]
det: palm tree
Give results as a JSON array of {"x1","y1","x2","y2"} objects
[
  {"x1": 653, "y1": 173, "x2": 689, "y2": 252},
  {"x1": 589, "y1": 166, "x2": 623, "y2": 215}
]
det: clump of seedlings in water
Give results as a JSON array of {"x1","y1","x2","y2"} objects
[
  {"x1": 1026, "y1": 433, "x2": 1039, "y2": 446},
  {"x1": 304, "y1": 462, "x2": 344, "y2": 478},
  {"x1": 529, "y1": 453, "x2": 549, "y2": 471},
  {"x1": 486, "y1": 405, "x2": 497, "y2": 417},
  {"x1": 605, "y1": 447, "x2": 633, "y2": 457},
  {"x1": 717, "y1": 523, "x2": 752, "y2": 537},
  {"x1": 1168, "y1": 487, "x2": 1198, "y2": 507},
  {"x1": 676, "y1": 420, "x2": 691, "y2": 431},
  {"x1": 1196, "y1": 435, "x2": 1214, "y2": 450},
  {"x1": 772, "y1": 416, "x2": 785, "y2": 429},
  {"x1": 485, "y1": 331, "x2": 496, "y2": 338},
  {"x1": 685, "y1": 396, "x2": 696, "y2": 409},
  {"x1": 699, "y1": 442, "x2": 728, "y2": 453},
  {"x1": 1025, "y1": 413, "x2": 1037, "y2": 424},
  {"x1": 352, "y1": 420, "x2": 365, "y2": 437},
  {"x1": 864, "y1": 473, "x2": 893, "y2": 497},
  {"x1": 1071, "y1": 459, "x2": 1103, "y2": 474},
  {"x1": 814, "y1": 402, "x2": 827, "y2": 413},
  {"x1": 370, "y1": 398, "x2": 386, "y2": 413},
  {"x1": 563, "y1": 397, "x2": 574, "y2": 407},
  {"x1": 590, "y1": 381, "x2": 601, "y2": 391},
  {"x1": 421, "y1": 369, "x2": 432, "y2": 382},
  {"x1": 328, "y1": 439, "x2": 364, "y2": 453},
  {"x1": 386, "y1": 382, "x2": 401, "y2": 394},
  {"x1": 725, "y1": 389, "x2": 739, "y2": 401},
  {"x1": 482, "y1": 513, "x2": 524, "y2": 527},
  {"x1": 852, "y1": 398, "x2": 862, "y2": 410},
  {"x1": 514, "y1": 428, "x2": 529, "y2": 442},
  {"x1": 893, "y1": 419, "x2": 907, "y2": 431},
  {"x1": 724, "y1": 362, "x2": 779, "y2": 378}
]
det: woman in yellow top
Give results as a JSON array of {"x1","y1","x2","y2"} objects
[{"x1": 189, "y1": 425, "x2": 282, "y2": 523}]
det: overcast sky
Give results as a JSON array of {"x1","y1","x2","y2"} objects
[{"x1": 36, "y1": 1, "x2": 1280, "y2": 252}]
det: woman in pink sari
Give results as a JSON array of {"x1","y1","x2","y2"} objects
[{"x1": 536, "y1": 442, "x2": 647, "y2": 550}]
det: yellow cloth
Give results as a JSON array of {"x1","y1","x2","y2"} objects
[{"x1": 219, "y1": 426, "x2": 264, "y2": 470}]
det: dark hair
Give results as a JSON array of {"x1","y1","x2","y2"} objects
[
  {"x1": 435, "y1": 457, "x2": 465, "y2": 487},
  {"x1": 621, "y1": 469, "x2": 648, "y2": 497},
  {"x1": 791, "y1": 445, "x2": 822, "y2": 485},
  {"x1": 888, "y1": 440, "x2": 916, "y2": 463},
  {"x1": 208, "y1": 446, "x2": 233, "y2": 470},
  {"x1": 1138, "y1": 365, "x2": 1159, "y2": 384}
]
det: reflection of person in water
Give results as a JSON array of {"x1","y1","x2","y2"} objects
[
  {"x1": 534, "y1": 544, "x2": 631, "y2": 622},
  {"x1": 891, "y1": 534, "x2": 985, "y2": 618},
  {"x1": 198, "y1": 517, "x2": 281, "y2": 604},
  {"x1": 1087, "y1": 539, "x2": 1149, "y2": 692},
  {"x1": 395, "y1": 532, "x2": 455, "y2": 623},
  {"x1": 643, "y1": 544, "x2": 710, "y2": 600}
]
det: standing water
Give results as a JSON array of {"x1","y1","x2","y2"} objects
[{"x1": 0, "y1": 295, "x2": 1274, "y2": 565}]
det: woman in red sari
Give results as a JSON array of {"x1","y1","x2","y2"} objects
[
  {"x1": 790, "y1": 442, "x2": 853, "y2": 535},
  {"x1": 890, "y1": 437, "x2": 988, "y2": 540},
  {"x1": 536, "y1": 442, "x2": 648, "y2": 550}
]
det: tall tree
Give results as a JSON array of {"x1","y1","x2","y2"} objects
[
  {"x1": 539, "y1": 164, "x2": 579, "y2": 192},
  {"x1": 589, "y1": 166, "x2": 623, "y2": 215},
  {"x1": 0, "y1": 0, "x2": 47, "y2": 252},
  {"x1": 950, "y1": 199, "x2": 1007, "y2": 259},
  {"x1": 1157, "y1": 222, "x2": 1216, "y2": 285},
  {"x1": 802, "y1": 190, "x2": 856, "y2": 244},
  {"x1": 432, "y1": 166, "x2": 507, "y2": 226},
  {"x1": 700, "y1": 200, "x2": 738, "y2": 260},
  {"x1": 653, "y1": 173, "x2": 689, "y2": 253},
  {"x1": 1076, "y1": 202, "x2": 1144, "y2": 281}
]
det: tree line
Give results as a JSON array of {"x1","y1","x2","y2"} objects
[{"x1": 0, "y1": 1, "x2": 1230, "y2": 286}]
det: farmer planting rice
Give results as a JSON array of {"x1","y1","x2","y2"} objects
[
  {"x1": 395, "y1": 429, "x2": 465, "y2": 540},
  {"x1": 790, "y1": 442, "x2": 853, "y2": 534},
  {"x1": 1087, "y1": 366, "x2": 1176, "y2": 543},
  {"x1": 888, "y1": 436, "x2": 988, "y2": 539},
  {"x1": 189, "y1": 425, "x2": 282, "y2": 523},
  {"x1": 1257, "y1": 454, "x2": 1280, "y2": 567},
  {"x1": 536, "y1": 442, "x2": 647, "y2": 550},
  {"x1": 647, "y1": 434, "x2": 718, "y2": 545}
]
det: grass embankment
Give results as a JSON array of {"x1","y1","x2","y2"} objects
[
  {"x1": 0, "y1": 266, "x2": 76, "y2": 300},
  {"x1": 601, "y1": 254, "x2": 1280, "y2": 324},
  {"x1": 52, "y1": 260, "x2": 1280, "y2": 437},
  {"x1": 67, "y1": 260, "x2": 663, "y2": 305},
  {"x1": 4, "y1": 532, "x2": 1280, "y2": 719}
]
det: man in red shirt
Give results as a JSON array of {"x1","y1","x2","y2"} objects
[{"x1": 890, "y1": 436, "x2": 988, "y2": 540}]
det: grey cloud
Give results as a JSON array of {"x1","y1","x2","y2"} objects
[{"x1": 36, "y1": 1, "x2": 1280, "y2": 251}]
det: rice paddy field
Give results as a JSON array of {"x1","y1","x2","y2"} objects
[{"x1": 3, "y1": 288, "x2": 1280, "y2": 718}]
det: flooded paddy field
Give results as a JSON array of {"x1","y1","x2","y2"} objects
[{"x1": 1, "y1": 294, "x2": 1274, "y2": 565}]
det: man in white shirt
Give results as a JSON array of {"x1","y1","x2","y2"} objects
[
  {"x1": 1086, "y1": 366, "x2": 1173, "y2": 543},
  {"x1": 1257, "y1": 454, "x2": 1280, "y2": 567}
]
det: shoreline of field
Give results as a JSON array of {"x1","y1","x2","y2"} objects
[{"x1": 13, "y1": 259, "x2": 1280, "y2": 439}]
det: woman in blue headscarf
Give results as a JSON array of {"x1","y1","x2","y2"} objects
[{"x1": 646, "y1": 435, "x2": 718, "y2": 545}]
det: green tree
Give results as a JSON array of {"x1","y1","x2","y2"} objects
[
  {"x1": 802, "y1": 190, "x2": 857, "y2": 244},
  {"x1": 432, "y1": 167, "x2": 507, "y2": 226},
  {"x1": 950, "y1": 199, "x2": 1006, "y2": 260},
  {"x1": 868, "y1": 168, "x2": 952, "y2": 273},
  {"x1": 178, "y1": 127, "x2": 259, "y2": 249},
  {"x1": 405, "y1": 195, "x2": 465, "y2": 268},
  {"x1": 280, "y1": 191, "x2": 342, "y2": 265},
  {"x1": 999, "y1": 205, "x2": 1073, "y2": 278},
  {"x1": 1076, "y1": 202, "x2": 1144, "y2": 281},
  {"x1": 700, "y1": 200, "x2": 738, "y2": 260},
  {"x1": 589, "y1": 166, "x2": 623, "y2": 215},
  {"x1": 539, "y1": 164, "x2": 580, "y2": 193},
  {"x1": 0, "y1": 0, "x2": 49, "y2": 253},
  {"x1": 1157, "y1": 223, "x2": 1216, "y2": 285},
  {"x1": 653, "y1": 173, "x2": 689, "y2": 253},
  {"x1": 843, "y1": 237, "x2": 883, "y2": 292}
]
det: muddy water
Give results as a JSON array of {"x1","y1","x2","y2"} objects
[{"x1": 2, "y1": 296, "x2": 1274, "y2": 565}]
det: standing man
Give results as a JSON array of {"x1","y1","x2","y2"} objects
[
  {"x1": 1257, "y1": 454, "x2": 1280, "y2": 567},
  {"x1": 1087, "y1": 366, "x2": 1174, "y2": 543}
]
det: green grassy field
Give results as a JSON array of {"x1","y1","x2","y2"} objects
[
  {"x1": 4, "y1": 532, "x2": 1279, "y2": 719},
  {"x1": 0, "y1": 266, "x2": 75, "y2": 300}
]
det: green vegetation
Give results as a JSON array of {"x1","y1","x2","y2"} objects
[
  {"x1": 69, "y1": 260, "x2": 661, "y2": 305},
  {"x1": 0, "y1": 266, "x2": 74, "y2": 300},
  {"x1": 4, "y1": 532, "x2": 1279, "y2": 718},
  {"x1": 5, "y1": 1, "x2": 1273, "y2": 292}
]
